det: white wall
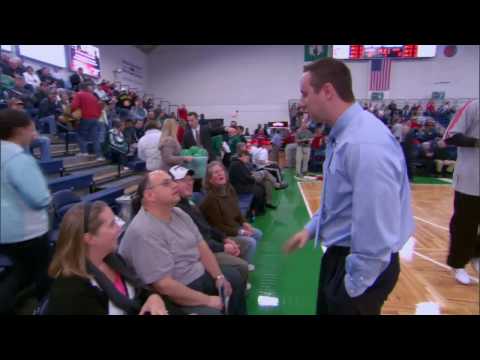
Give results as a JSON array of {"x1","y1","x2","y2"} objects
[
  {"x1": 98, "y1": 45, "x2": 148, "y2": 92},
  {"x1": 147, "y1": 45, "x2": 479, "y2": 130},
  {"x1": 147, "y1": 45, "x2": 306, "y2": 131}
]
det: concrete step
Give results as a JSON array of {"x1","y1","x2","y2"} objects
[{"x1": 64, "y1": 157, "x2": 110, "y2": 172}]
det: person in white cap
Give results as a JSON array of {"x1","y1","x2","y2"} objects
[
  {"x1": 170, "y1": 165, "x2": 252, "y2": 290},
  {"x1": 442, "y1": 99, "x2": 480, "y2": 284}
]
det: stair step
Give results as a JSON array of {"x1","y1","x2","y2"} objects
[{"x1": 64, "y1": 159, "x2": 110, "y2": 172}]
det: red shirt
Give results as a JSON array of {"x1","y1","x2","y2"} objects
[
  {"x1": 177, "y1": 125, "x2": 185, "y2": 144},
  {"x1": 311, "y1": 135, "x2": 325, "y2": 149},
  {"x1": 178, "y1": 107, "x2": 188, "y2": 121},
  {"x1": 71, "y1": 91, "x2": 102, "y2": 119}
]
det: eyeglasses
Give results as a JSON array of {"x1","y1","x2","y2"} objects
[{"x1": 146, "y1": 179, "x2": 176, "y2": 189}]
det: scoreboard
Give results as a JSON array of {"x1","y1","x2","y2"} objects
[{"x1": 333, "y1": 45, "x2": 437, "y2": 59}]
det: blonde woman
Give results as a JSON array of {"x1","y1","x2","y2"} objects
[
  {"x1": 159, "y1": 118, "x2": 192, "y2": 172},
  {"x1": 46, "y1": 201, "x2": 180, "y2": 315}
]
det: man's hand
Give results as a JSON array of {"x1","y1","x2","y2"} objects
[
  {"x1": 283, "y1": 229, "x2": 310, "y2": 254},
  {"x1": 224, "y1": 243, "x2": 240, "y2": 257},
  {"x1": 207, "y1": 295, "x2": 224, "y2": 310}
]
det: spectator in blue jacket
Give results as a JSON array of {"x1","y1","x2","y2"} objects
[{"x1": 0, "y1": 109, "x2": 52, "y2": 314}]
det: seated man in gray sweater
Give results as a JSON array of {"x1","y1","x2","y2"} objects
[
  {"x1": 169, "y1": 165, "x2": 251, "y2": 290},
  {"x1": 119, "y1": 170, "x2": 247, "y2": 315}
]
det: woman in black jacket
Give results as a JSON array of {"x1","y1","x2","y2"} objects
[
  {"x1": 229, "y1": 151, "x2": 268, "y2": 213},
  {"x1": 46, "y1": 201, "x2": 178, "y2": 315}
]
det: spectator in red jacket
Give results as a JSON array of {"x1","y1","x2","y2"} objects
[
  {"x1": 71, "y1": 82, "x2": 103, "y2": 159},
  {"x1": 177, "y1": 104, "x2": 188, "y2": 122}
]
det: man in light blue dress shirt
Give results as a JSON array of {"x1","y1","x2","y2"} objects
[{"x1": 284, "y1": 58, "x2": 414, "y2": 315}]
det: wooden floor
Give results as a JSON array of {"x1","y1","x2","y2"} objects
[{"x1": 299, "y1": 180, "x2": 479, "y2": 315}]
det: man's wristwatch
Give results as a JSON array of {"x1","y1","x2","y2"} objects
[{"x1": 216, "y1": 274, "x2": 225, "y2": 281}]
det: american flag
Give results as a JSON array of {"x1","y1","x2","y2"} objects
[{"x1": 369, "y1": 58, "x2": 392, "y2": 91}]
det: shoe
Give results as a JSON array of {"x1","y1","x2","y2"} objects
[
  {"x1": 266, "y1": 203, "x2": 277, "y2": 209},
  {"x1": 275, "y1": 182, "x2": 288, "y2": 190},
  {"x1": 471, "y1": 258, "x2": 480, "y2": 273},
  {"x1": 453, "y1": 268, "x2": 471, "y2": 285},
  {"x1": 96, "y1": 157, "x2": 106, "y2": 161},
  {"x1": 248, "y1": 264, "x2": 255, "y2": 272},
  {"x1": 246, "y1": 282, "x2": 252, "y2": 291}
]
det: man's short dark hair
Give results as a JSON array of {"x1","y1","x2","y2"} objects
[
  {"x1": 303, "y1": 58, "x2": 355, "y2": 103},
  {"x1": 239, "y1": 150, "x2": 251, "y2": 158},
  {"x1": 0, "y1": 109, "x2": 32, "y2": 140},
  {"x1": 188, "y1": 112, "x2": 198, "y2": 119},
  {"x1": 144, "y1": 120, "x2": 160, "y2": 131},
  {"x1": 79, "y1": 82, "x2": 90, "y2": 91}
]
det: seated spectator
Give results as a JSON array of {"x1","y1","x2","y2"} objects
[
  {"x1": 171, "y1": 165, "x2": 251, "y2": 287},
  {"x1": 69, "y1": 67, "x2": 85, "y2": 92},
  {"x1": 47, "y1": 201, "x2": 174, "y2": 315},
  {"x1": 230, "y1": 150, "x2": 287, "y2": 211},
  {"x1": 23, "y1": 66, "x2": 41, "y2": 89},
  {"x1": 2, "y1": 57, "x2": 25, "y2": 78},
  {"x1": 250, "y1": 141, "x2": 285, "y2": 184},
  {"x1": 135, "y1": 120, "x2": 145, "y2": 139},
  {"x1": 106, "y1": 120, "x2": 129, "y2": 164},
  {"x1": 97, "y1": 101, "x2": 111, "y2": 147},
  {"x1": 10, "y1": 74, "x2": 36, "y2": 111},
  {"x1": 0, "y1": 109, "x2": 51, "y2": 314},
  {"x1": 94, "y1": 83, "x2": 109, "y2": 102},
  {"x1": 36, "y1": 67, "x2": 56, "y2": 86},
  {"x1": 117, "y1": 90, "x2": 133, "y2": 111},
  {"x1": 229, "y1": 151, "x2": 267, "y2": 214},
  {"x1": 119, "y1": 170, "x2": 247, "y2": 315},
  {"x1": 425, "y1": 99, "x2": 436, "y2": 116},
  {"x1": 0, "y1": 68, "x2": 15, "y2": 92},
  {"x1": 34, "y1": 82, "x2": 50, "y2": 108},
  {"x1": 137, "y1": 120, "x2": 163, "y2": 171},
  {"x1": 253, "y1": 128, "x2": 269, "y2": 143},
  {"x1": 123, "y1": 119, "x2": 138, "y2": 147},
  {"x1": 38, "y1": 91, "x2": 62, "y2": 135},
  {"x1": 223, "y1": 126, "x2": 242, "y2": 168},
  {"x1": 159, "y1": 118, "x2": 193, "y2": 172},
  {"x1": 130, "y1": 99, "x2": 147, "y2": 121},
  {"x1": 254, "y1": 124, "x2": 262, "y2": 136},
  {"x1": 200, "y1": 161, "x2": 263, "y2": 270},
  {"x1": 57, "y1": 92, "x2": 77, "y2": 130}
]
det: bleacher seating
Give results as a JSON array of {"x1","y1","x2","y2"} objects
[
  {"x1": 38, "y1": 159, "x2": 64, "y2": 176},
  {"x1": 82, "y1": 187, "x2": 124, "y2": 212},
  {"x1": 48, "y1": 173, "x2": 95, "y2": 193}
]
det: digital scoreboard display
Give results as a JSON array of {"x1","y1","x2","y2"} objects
[{"x1": 333, "y1": 45, "x2": 437, "y2": 59}]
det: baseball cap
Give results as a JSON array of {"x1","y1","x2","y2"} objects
[{"x1": 169, "y1": 165, "x2": 194, "y2": 181}]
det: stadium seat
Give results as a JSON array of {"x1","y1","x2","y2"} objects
[
  {"x1": 82, "y1": 187, "x2": 125, "y2": 212},
  {"x1": 38, "y1": 159, "x2": 65, "y2": 176},
  {"x1": 48, "y1": 173, "x2": 95, "y2": 193},
  {"x1": 51, "y1": 189, "x2": 82, "y2": 229},
  {"x1": 126, "y1": 159, "x2": 146, "y2": 172}
]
